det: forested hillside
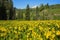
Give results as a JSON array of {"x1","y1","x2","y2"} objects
[
  {"x1": 16, "y1": 4, "x2": 60, "y2": 20},
  {"x1": 0, "y1": 0, "x2": 60, "y2": 20}
]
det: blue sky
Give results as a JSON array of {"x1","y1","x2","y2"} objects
[{"x1": 13, "y1": 0, "x2": 60, "y2": 9}]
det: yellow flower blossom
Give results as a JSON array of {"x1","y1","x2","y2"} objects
[
  {"x1": 51, "y1": 34, "x2": 55, "y2": 39},
  {"x1": 0, "y1": 27, "x2": 7, "y2": 31},
  {"x1": 44, "y1": 31, "x2": 52, "y2": 38},
  {"x1": 0, "y1": 27, "x2": 7, "y2": 37},
  {"x1": 32, "y1": 31, "x2": 37, "y2": 38},
  {"x1": 56, "y1": 23, "x2": 60, "y2": 28},
  {"x1": 56, "y1": 31, "x2": 60, "y2": 35},
  {"x1": 52, "y1": 28, "x2": 55, "y2": 33},
  {"x1": 39, "y1": 26, "x2": 43, "y2": 31}
]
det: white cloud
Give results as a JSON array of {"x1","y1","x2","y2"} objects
[{"x1": 31, "y1": 5, "x2": 37, "y2": 8}]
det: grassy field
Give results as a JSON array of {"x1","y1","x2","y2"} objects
[{"x1": 0, "y1": 20, "x2": 60, "y2": 40}]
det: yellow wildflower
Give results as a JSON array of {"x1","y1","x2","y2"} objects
[
  {"x1": 39, "y1": 26, "x2": 43, "y2": 31},
  {"x1": 52, "y1": 28, "x2": 55, "y2": 33},
  {"x1": 44, "y1": 31, "x2": 52, "y2": 38},
  {"x1": 51, "y1": 34, "x2": 55, "y2": 39},
  {"x1": 0, "y1": 27, "x2": 7, "y2": 31},
  {"x1": 56, "y1": 23, "x2": 60, "y2": 28},
  {"x1": 56, "y1": 31, "x2": 60, "y2": 35},
  {"x1": 0, "y1": 27, "x2": 7, "y2": 37}
]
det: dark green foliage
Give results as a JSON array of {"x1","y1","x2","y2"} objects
[
  {"x1": 25, "y1": 4, "x2": 30, "y2": 20},
  {"x1": 35, "y1": 6, "x2": 40, "y2": 20},
  {"x1": 17, "y1": 10, "x2": 23, "y2": 20},
  {"x1": 0, "y1": 0, "x2": 7, "y2": 20},
  {"x1": 50, "y1": 4, "x2": 60, "y2": 9},
  {"x1": 40, "y1": 4, "x2": 44, "y2": 11},
  {"x1": 9, "y1": 0, "x2": 15, "y2": 20},
  {"x1": 13, "y1": 7, "x2": 16, "y2": 20},
  {"x1": 0, "y1": 0, "x2": 16, "y2": 20},
  {"x1": 45, "y1": 3, "x2": 49, "y2": 9}
]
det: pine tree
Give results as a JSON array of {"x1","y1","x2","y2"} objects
[
  {"x1": 17, "y1": 10, "x2": 20, "y2": 19},
  {"x1": 0, "y1": 0, "x2": 7, "y2": 20},
  {"x1": 9, "y1": 0, "x2": 14, "y2": 20},
  {"x1": 0, "y1": 0, "x2": 2, "y2": 19},
  {"x1": 13, "y1": 7, "x2": 16, "y2": 19},
  {"x1": 35, "y1": 6, "x2": 40, "y2": 20},
  {"x1": 40, "y1": 4, "x2": 44, "y2": 11},
  {"x1": 45, "y1": 3, "x2": 49, "y2": 9},
  {"x1": 4, "y1": 0, "x2": 10, "y2": 20},
  {"x1": 0, "y1": 0, "x2": 16, "y2": 20},
  {"x1": 17, "y1": 10, "x2": 23, "y2": 20},
  {"x1": 25, "y1": 4, "x2": 30, "y2": 20}
]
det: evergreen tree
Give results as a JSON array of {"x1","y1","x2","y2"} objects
[
  {"x1": 0, "y1": 0, "x2": 16, "y2": 20},
  {"x1": 17, "y1": 10, "x2": 20, "y2": 19},
  {"x1": 36, "y1": 6, "x2": 40, "y2": 20},
  {"x1": 0, "y1": 0, "x2": 2, "y2": 19},
  {"x1": 25, "y1": 4, "x2": 30, "y2": 20},
  {"x1": 13, "y1": 7, "x2": 16, "y2": 19},
  {"x1": 9, "y1": 0, "x2": 14, "y2": 20},
  {"x1": 40, "y1": 4, "x2": 44, "y2": 11},
  {"x1": 0, "y1": 0, "x2": 7, "y2": 20},
  {"x1": 4, "y1": 0, "x2": 10, "y2": 20},
  {"x1": 17, "y1": 10, "x2": 23, "y2": 20},
  {"x1": 45, "y1": 3, "x2": 49, "y2": 9}
]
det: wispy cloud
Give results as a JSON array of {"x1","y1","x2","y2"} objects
[{"x1": 31, "y1": 5, "x2": 37, "y2": 8}]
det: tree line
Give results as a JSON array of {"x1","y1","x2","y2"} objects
[
  {"x1": 0, "y1": 0, "x2": 16, "y2": 20},
  {"x1": 17, "y1": 4, "x2": 50, "y2": 20},
  {"x1": 0, "y1": 0, "x2": 60, "y2": 20}
]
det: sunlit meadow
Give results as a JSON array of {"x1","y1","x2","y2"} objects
[{"x1": 0, "y1": 20, "x2": 60, "y2": 40}]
